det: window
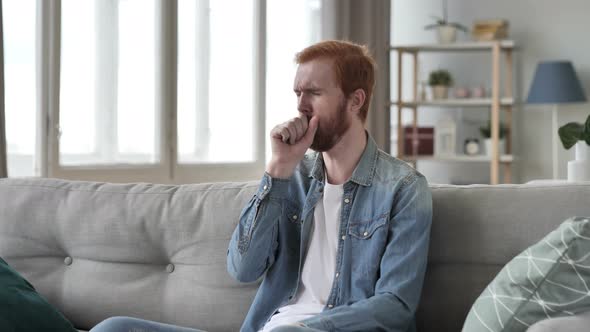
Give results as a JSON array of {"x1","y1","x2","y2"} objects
[
  {"x1": 4, "y1": 0, "x2": 321, "y2": 183},
  {"x1": 60, "y1": 0, "x2": 157, "y2": 166},
  {"x1": 4, "y1": 0, "x2": 36, "y2": 177},
  {"x1": 177, "y1": 0, "x2": 255, "y2": 163}
]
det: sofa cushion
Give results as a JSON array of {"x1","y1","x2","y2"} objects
[
  {"x1": 526, "y1": 310, "x2": 590, "y2": 332},
  {"x1": 462, "y1": 216, "x2": 590, "y2": 332},
  {"x1": 0, "y1": 178, "x2": 261, "y2": 331},
  {"x1": 0, "y1": 257, "x2": 77, "y2": 332}
]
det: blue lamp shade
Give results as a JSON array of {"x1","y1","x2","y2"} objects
[{"x1": 526, "y1": 61, "x2": 587, "y2": 104}]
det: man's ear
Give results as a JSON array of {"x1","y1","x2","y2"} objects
[{"x1": 348, "y1": 88, "x2": 366, "y2": 115}]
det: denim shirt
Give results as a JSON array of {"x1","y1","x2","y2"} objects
[{"x1": 227, "y1": 134, "x2": 432, "y2": 332}]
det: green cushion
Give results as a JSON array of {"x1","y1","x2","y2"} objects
[
  {"x1": 0, "y1": 257, "x2": 77, "y2": 332},
  {"x1": 462, "y1": 216, "x2": 590, "y2": 332}
]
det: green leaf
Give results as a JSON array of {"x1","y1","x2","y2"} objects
[
  {"x1": 424, "y1": 24, "x2": 440, "y2": 30},
  {"x1": 449, "y1": 22, "x2": 469, "y2": 32},
  {"x1": 428, "y1": 69, "x2": 453, "y2": 86},
  {"x1": 558, "y1": 122, "x2": 584, "y2": 149},
  {"x1": 584, "y1": 114, "x2": 590, "y2": 146},
  {"x1": 479, "y1": 120, "x2": 508, "y2": 139},
  {"x1": 425, "y1": 15, "x2": 446, "y2": 30}
]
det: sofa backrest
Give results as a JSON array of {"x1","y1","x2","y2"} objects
[
  {"x1": 420, "y1": 182, "x2": 590, "y2": 331},
  {"x1": 0, "y1": 178, "x2": 589, "y2": 331}
]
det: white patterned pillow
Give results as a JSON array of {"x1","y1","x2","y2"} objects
[{"x1": 462, "y1": 216, "x2": 590, "y2": 332}]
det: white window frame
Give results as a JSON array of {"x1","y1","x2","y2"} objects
[{"x1": 38, "y1": 0, "x2": 266, "y2": 184}]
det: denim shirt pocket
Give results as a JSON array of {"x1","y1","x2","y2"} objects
[
  {"x1": 346, "y1": 213, "x2": 389, "y2": 287},
  {"x1": 348, "y1": 213, "x2": 388, "y2": 239},
  {"x1": 285, "y1": 203, "x2": 302, "y2": 225},
  {"x1": 281, "y1": 203, "x2": 302, "y2": 257}
]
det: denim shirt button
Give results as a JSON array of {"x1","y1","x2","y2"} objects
[
  {"x1": 363, "y1": 231, "x2": 368, "y2": 237},
  {"x1": 292, "y1": 215, "x2": 298, "y2": 220},
  {"x1": 341, "y1": 235, "x2": 346, "y2": 240},
  {"x1": 328, "y1": 304, "x2": 334, "y2": 308},
  {"x1": 335, "y1": 272, "x2": 339, "y2": 278},
  {"x1": 263, "y1": 185, "x2": 268, "y2": 190},
  {"x1": 344, "y1": 198, "x2": 350, "y2": 204}
]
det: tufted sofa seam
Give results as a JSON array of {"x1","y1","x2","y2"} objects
[
  {"x1": 0, "y1": 183, "x2": 259, "y2": 196},
  {"x1": 7, "y1": 255, "x2": 220, "y2": 267},
  {"x1": 430, "y1": 183, "x2": 590, "y2": 190}
]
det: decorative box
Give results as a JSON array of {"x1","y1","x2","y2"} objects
[{"x1": 403, "y1": 127, "x2": 434, "y2": 155}]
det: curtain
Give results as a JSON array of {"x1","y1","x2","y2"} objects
[
  {"x1": 0, "y1": 0, "x2": 7, "y2": 178},
  {"x1": 321, "y1": 0, "x2": 391, "y2": 152}
]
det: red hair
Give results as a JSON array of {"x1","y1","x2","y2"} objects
[{"x1": 295, "y1": 40, "x2": 376, "y2": 122}]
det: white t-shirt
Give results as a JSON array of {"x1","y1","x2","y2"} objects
[{"x1": 260, "y1": 182, "x2": 343, "y2": 332}]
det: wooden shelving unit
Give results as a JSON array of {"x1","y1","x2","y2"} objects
[
  {"x1": 390, "y1": 40, "x2": 515, "y2": 184},
  {"x1": 404, "y1": 154, "x2": 514, "y2": 163},
  {"x1": 389, "y1": 97, "x2": 514, "y2": 108}
]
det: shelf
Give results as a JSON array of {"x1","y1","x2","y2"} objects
[
  {"x1": 390, "y1": 39, "x2": 516, "y2": 184},
  {"x1": 403, "y1": 154, "x2": 514, "y2": 163},
  {"x1": 391, "y1": 97, "x2": 515, "y2": 108},
  {"x1": 391, "y1": 40, "x2": 515, "y2": 52}
]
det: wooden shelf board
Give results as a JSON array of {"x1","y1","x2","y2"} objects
[
  {"x1": 402, "y1": 154, "x2": 514, "y2": 163},
  {"x1": 391, "y1": 40, "x2": 515, "y2": 52},
  {"x1": 390, "y1": 98, "x2": 514, "y2": 108}
]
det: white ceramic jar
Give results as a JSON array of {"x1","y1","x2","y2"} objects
[{"x1": 567, "y1": 141, "x2": 590, "y2": 182}]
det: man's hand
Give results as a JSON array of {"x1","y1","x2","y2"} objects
[{"x1": 266, "y1": 115, "x2": 318, "y2": 179}]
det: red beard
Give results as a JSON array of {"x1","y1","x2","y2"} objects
[{"x1": 310, "y1": 98, "x2": 351, "y2": 152}]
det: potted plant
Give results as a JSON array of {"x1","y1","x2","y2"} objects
[
  {"x1": 558, "y1": 114, "x2": 590, "y2": 182},
  {"x1": 428, "y1": 69, "x2": 453, "y2": 99},
  {"x1": 479, "y1": 119, "x2": 508, "y2": 156},
  {"x1": 424, "y1": 0, "x2": 468, "y2": 43}
]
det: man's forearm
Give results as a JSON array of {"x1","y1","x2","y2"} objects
[
  {"x1": 266, "y1": 158, "x2": 297, "y2": 179},
  {"x1": 301, "y1": 293, "x2": 414, "y2": 331},
  {"x1": 227, "y1": 174, "x2": 289, "y2": 283}
]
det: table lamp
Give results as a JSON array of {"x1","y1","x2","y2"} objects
[{"x1": 526, "y1": 61, "x2": 587, "y2": 179}]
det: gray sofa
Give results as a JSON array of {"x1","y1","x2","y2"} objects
[{"x1": 0, "y1": 177, "x2": 589, "y2": 331}]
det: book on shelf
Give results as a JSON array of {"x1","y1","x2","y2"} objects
[{"x1": 403, "y1": 127, "x2": 434, "y2": 156}]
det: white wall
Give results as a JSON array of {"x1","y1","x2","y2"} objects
[{"x1": 391, "y1": 0, "x2": 590, "y2": 184}]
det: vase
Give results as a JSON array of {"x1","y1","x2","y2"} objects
[
  {"x1": 567, "y1": 142, "x2": 590, "y2": 182},
  {"x1": 437, "y1": 25, "x2": 457, "y2": 43},
  {"x1": 484, "y1": 138, "x2": 505, "y2": 157},
  {"x1": 431, "y1": 85, "x2": 449, "y2": 99}
]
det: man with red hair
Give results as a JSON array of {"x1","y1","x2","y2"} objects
[
  {"x1": 228, "y1": 40, "x2": 433, "y2": 332},
  {"x1": 89, "y1": 40, "x2": 432, "y2": 332}
]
